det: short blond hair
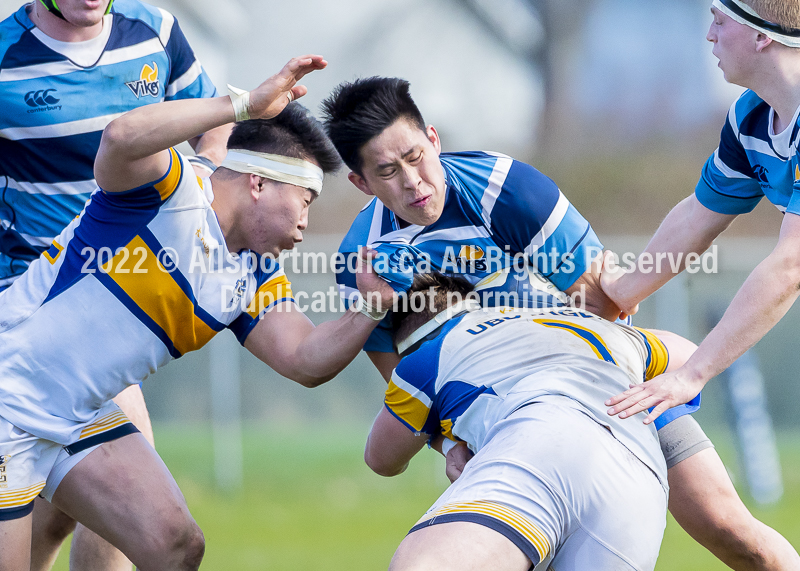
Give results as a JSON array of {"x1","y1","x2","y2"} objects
[{"x1": 742, "y1": 0, "x2": 800, "y2": 29}]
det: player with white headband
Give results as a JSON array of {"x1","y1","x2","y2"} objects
[
  {"x1": 0, "y1": 55, "x2": 398, "y2": 570},
  {"x1": 602, "y1": 1, "x2": 800, "y2": 569}
]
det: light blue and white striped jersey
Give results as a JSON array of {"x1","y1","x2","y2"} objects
[
  {"x1": 385, "y1": 306, "x2": 671, "y2": 490},
  {"x1": 336, "y1": 151, "x2": 604, "y2": 352},
  {"x1": 0, "y1": 0, "x2": 218, "y2": 289},
  {"x1": 696, "y1": 90, "x2": 800, "y2": 215}
]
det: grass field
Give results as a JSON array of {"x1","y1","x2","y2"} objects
[{"x1": 50, "y1": 423, "x2": 800, "y2": 570}]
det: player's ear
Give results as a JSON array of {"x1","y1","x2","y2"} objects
[
  {"x1": 249, "y1": 174, "x2": 263, "y2": 199},
  {"x1": 348, "y1": 171, "x2": 374, "y2": 196},
  {"x1": 426, "y1": 125, "x2": 442, "y2": 155},
  {"x1": 754, "y1": 33, "x2": 772, "y2": 52}
]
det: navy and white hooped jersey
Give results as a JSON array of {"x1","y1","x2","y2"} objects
[
  {"x1": 0, "y1": 0, "x2": 218, "y2": 289},
  {"x1": 0, "y1": 149, "x2": 293, "y2": 445},
  {"x1": 696, "y1": 90, "x2": 800, "y2": 215},
  {"x1": 385, "y1": 306, "x2": 671, "y2": 490},
  {"x1": 337, "y1": 151, "x2": 603, "y2": 352}
]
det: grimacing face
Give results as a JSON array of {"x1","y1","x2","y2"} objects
[{"x1": 348, "y1": 119, "x2": 447, "y2": 228}]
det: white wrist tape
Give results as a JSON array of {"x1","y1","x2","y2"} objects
[
  {"x1": 227, "y1": 84, "x2": 251, "y2": 122},
  {"x1": 441, "y1": 438, "x2": 458, "y2": 456},
  {"x1": 355, "y1": 294, "x2": 388, "y2": 321}
]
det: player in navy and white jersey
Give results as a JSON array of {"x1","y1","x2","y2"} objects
[
  {"x1": 0, "y1": 55, "x2": 397, "y2": 570},
  {"x1": 366, "y1": 273, "x2": 684, "y2": 570},
  {"x1": 321, "y1": 76, "x2": 795, "y2": 570},
  {"x1": 602, "y1": 2, "x2": 800, "y2": 568},
  {"x1": 0, "y1": 1, "x2": 231, "y2": 567}
]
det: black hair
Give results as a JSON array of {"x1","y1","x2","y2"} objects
[
  {"x1": 392, "y1": 272, "x2": 476, "y2": 348},
  {"x1": 226, "y1": 103, "x2": 342, "y2": 173},
  {"x1": 320, "y1": 77, "x2": 426, "y2": 175}
]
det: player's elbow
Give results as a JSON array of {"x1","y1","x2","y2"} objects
[
  {"x1": 364, "y1": 445, "x2": 406, "y2": 477},
  {"x1": 293, "y1": 373, "x2": 334, "y2": 388},
  {"x1": 99, "y1": 117, "x2": 129, "y2": 155}
]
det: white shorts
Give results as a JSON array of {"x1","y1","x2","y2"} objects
[
  {"x1": 0, "y1": 401, "x2": 138, "y2": 520},
  {"x1": 410, "y1": 401, "x2": 668, "y2": 571}
]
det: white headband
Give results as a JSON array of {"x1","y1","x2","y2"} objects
[
  {"x1": 712, "y1": 0, "x2": 800, "y2": 48},
  {"x1": 221, "y1": 149, "x2": 324, "y2": 195},
  {"x1": 396, "y1": 299, "x2": 481, "y2": 356}
]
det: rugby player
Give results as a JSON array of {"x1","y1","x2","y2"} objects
[
  {"x1": 366, "y1": 272, "x2": 685, "y2": 570},
  {"x1": 0, "y1": 0, "x2": 230, "y2": 567},
  {"x1": 0, "y1": 55, "x2": 396, "y2": 571},
  {"x1": 600, "y1": 3, "x2": 800, "y2": 566},
  {"x1": 322, "y1": 77, "x2": 797, "y2": 570}
]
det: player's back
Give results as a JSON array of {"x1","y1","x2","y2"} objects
[{"x1": 388, "y1": 306, "x2": 669, "y2": 489}]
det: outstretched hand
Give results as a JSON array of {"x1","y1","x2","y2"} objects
[
  {"x1": 355, "y1": 247, "x2": 398, "y2": 312},
  {"x1": 605, "y1": 369, "x2": 704, "y2": 424},
  {"x1": 247, "y1": 55, "x2": 327, "y2": 120}
]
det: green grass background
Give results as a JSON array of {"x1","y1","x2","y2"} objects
[{"x1": 50, "y1": 424, "x2": 800, "y2": 570}]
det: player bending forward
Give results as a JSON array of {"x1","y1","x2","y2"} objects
[
  {"x1": 0, "y1": 55, "x2": 396, "y2": 571},
  {"x1": 366, "y1": 272, "x2": 697, "y2": 570}
]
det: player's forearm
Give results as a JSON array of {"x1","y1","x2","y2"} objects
[
  {"x1": 679, "y1": 249, "x2": 800, "y2": 385},
  {"x1": 189, "y1": 123, "x2": 234, "y2": 166},
  {"x1": 289, "y1": 311, "x2": 381, "y2": 387},
  {"x1": 608, "y1": 195, "x2": 734, "y2": 311},
  {"x1": 100, "y1": 97, "x2": 235, "y2": 164}
]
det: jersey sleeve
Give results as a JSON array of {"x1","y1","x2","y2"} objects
[
  {"x1": 788, "y1": 159, "x2": 800, "y2": 216},
  {"x1": 487, "y1": 159, "x2": 603, "y2": 291},
  {"x1": 695, "y1": 106, "x2": 763, "y2": 215},
  {"x1": 634, "y1": 327, "x2": 670, "y2": 380},
  {"x1": 228, "y1": 263, "x2": 295, "y2": 345},
  {"x1": 99, "y1": 147, "x2": 184, "y2": 208},
  {"x1": 163, "y1": 16, "x2": 218, "y2": 101},
  {"x1": 385, "y1": 349, "x2": 440, "y2": 436}
]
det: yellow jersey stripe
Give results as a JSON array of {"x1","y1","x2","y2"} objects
[
  {"x1": 635, "y1": 328, "x2": 670, "y2": 380},
  {"x1": 154, "y1": 148, "x2": 182, "y2": 201},
  {"x1": 245, "y1": 273, "x2": 294, "y2": 318},
  {"x1": 102, "y1": 236, "x2": 218, "y2": 355},
  {"x1": 534, "y1": 319, "x2": 616, "y2": 364},
  {"x1": 385, "y1": 380, "x2": 431, "y2": 433}
]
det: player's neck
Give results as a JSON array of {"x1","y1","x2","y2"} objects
[
  {"x1": 750, "y1": 52, "x2": 800, "y2": 133},
  {"x1": 28, "y1": 3, "x2": 104, "y2": 42},
  {"x1": 209, "y1": 180, "x2": 245, "y2": 254}
]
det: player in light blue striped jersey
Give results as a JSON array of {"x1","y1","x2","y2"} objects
[
  {"x1": 0, "y1": 0, "x2": 230, "y2": 569},
  {"x1": 602, "y1": 2, "x2": 800, "y2": 568},
  {"x1": 322, "y1": 76, "x2": 797, "y2": 570}
]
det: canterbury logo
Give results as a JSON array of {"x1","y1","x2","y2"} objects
[
  {"x1": 126, "y1": 62, "x2": 160, "y2": 98},
  {"x1": 24, "y1": 89, "x2": 59, "y2": 107}
]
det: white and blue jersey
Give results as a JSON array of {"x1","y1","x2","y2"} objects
[
  {"x1": 385, "y1": 306, "x2": 671, "y2": 491},
  {"x1": 696, "y1": 90, "x2": 800, "y2": 215},
  {"x1": 0, "y1": 0, "x2": 218, "y2": 289},
  {"x1": 337, "y1": 151, "x2": 604, "y2": 352},
  {"x1": 0, "y1": 149, "x2": 293, "y2": 445}
]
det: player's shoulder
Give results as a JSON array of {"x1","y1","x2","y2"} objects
[
  {"x1": 0, "y1": 6, "x2": 35, "y2": 64},
  {"x1": 441, "y1": 150, "x2": 555, "y2": 195},
  {"x1": 339, "y1": 197, "x2": 381, "y2": 253},
  {"x1": 111, "y1": 0, "x2": 175, "y2": 38},
  {"x1": 729, "y1": 89, "x2": 769, "y2": 130}
]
